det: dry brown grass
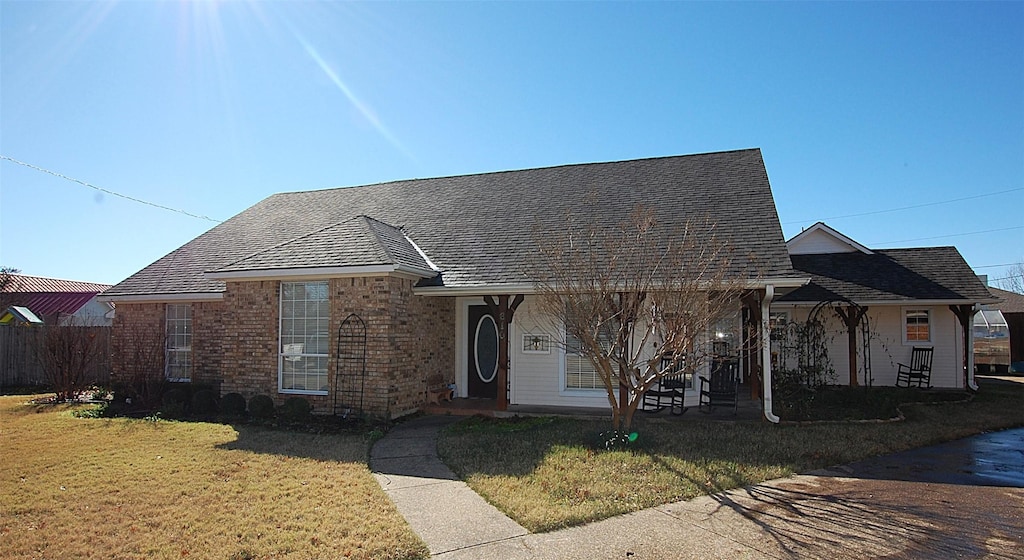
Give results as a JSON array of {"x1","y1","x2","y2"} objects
[
  {"x1": 0, "y1": 396, "x2": 427, "y2": 560},
  {"x1": 439, "y1": 378, "x2": 1024, "y2": 532}
]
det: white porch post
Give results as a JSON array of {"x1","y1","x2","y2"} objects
[{"x1": 760, "y1": 284, "x2": 779, "y2": 423}]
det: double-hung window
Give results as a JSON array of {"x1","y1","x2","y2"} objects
[
  {"x1": 165, "y1": 304, "x2": 192, "y2": 382},
  {"x1": 904, "y1": 309, "x2": 931, "y2": 344},
  {"x1": 280, "y1": 281, "x2": 330, "y2": 394},
  {"x1": 564, "y1": 330, "x2": 615, "y2": 390}
]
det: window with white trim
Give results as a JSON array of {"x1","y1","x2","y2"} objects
[
  {"x1": 904, "y1": 309, "x2": 931, "y2": 343},
  {"x1": 165, "y1": 304, "x2": 192, "y2": 381},
  {"x1": 564, "y1": 330, "x2": 616, "y2": 390},
  {"x1": 280, "y1": 281, "x2": 330, "y2": 393}
]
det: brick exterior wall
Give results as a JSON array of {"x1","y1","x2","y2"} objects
[
  {"x1": 111, "y1": 301, "x2": 226, "y2": 387},
  {"x1": 111, "y1": 274, "x2": 456, "y2": 418}
]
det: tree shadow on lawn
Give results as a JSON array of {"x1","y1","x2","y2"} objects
[{"x1": 215, "y1": 423, "x2": 370, "y2": 463}]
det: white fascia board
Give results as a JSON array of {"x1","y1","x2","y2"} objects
[
  {"x1": 414, "y1": 277, "x2": 809, "y2": 296},
  {"x1": 97, "y1": 292, "x2": 225, "y2": 303},
  {"x1": 773, "y1": 298, "x2": 999, "y2": 307},
  {"x1": 414, "y1": 283, "x2": 538, "y2": 296},
  {"x1": 741, "y1": 277, "x2": 810, "y2": 289},
  {"x1": 205, "y1": 264, "x2": 435, "y2": 282}
]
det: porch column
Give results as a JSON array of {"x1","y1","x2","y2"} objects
[
  {"x1": 950, "y1": 304, "x2": 979, "y2": 391},
  {"x1": 834, "y1": 305, "x2": 868, "y2": 387},
  {"x1": 484, "y1": 294, "x2": 524, "y2": 410},
  {"x1": 741, "y1": 291, "x2": 763, "y2": 400}
]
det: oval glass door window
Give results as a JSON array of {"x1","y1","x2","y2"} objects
[{"x1": 475, "y1": 315, "x2": 499, "y2": 383}]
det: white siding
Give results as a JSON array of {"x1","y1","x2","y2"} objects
[
  {"x1": 788, "y1": 228, "x2": 862, "y2": 255},
  {"x1": 773, "y1": 304, "x2": 965, "y2": 388},
  {"x1": 509, "y1": 297, "x2": 611, "y2": 408}
]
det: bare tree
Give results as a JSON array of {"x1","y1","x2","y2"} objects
[
  {"x1": 998, "y1": 260, "x2": 1024, "y2": 294},
  {"x1": 531, "y1": 206, "x2": 754, "y2": 433},
  {"x1": 113, "y1": 323, "x2": 166, "y2": 409},
  {"x1": 0, "y1": 266, "x2": 20, "y2": 311},
  {"x1": 36, "y1": 317, "x2": 108, "y2": 402}
]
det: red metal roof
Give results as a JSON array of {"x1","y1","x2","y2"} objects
[{"x1": 2, "y1": 274, "x2": 113, "y2": 319}]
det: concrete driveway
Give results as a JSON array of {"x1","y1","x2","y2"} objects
[{"x1": 435, "y1": 427, "x2": 1024, "y2": 559}]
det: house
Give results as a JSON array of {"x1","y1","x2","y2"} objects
[
  {"x1": 0, "y1": 274, "x2": 114, "y2": 326},
  {"x1": 774, "y1": 223, "x2": 997, "y2": 389},
  {"x1": 100, "y1": 149, "x2": 993, "y2": 422},
  {"x1": 986, "y1": 287, "x2": 1024, "y2": 373}
]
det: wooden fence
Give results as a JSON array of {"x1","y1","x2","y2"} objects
[{"x1": 0, "y1": 326, "x2": 111, "y2": 389}]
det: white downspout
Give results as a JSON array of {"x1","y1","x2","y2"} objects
[
  {"x1": 967, "y1": 305, "x2": 979, "y2": 391},
  {"x1": 761, "y1": 284, "x2": 780, "y2": 423}
]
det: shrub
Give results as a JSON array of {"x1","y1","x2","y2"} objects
[
  {"x1": 159, "y1": 387, "x2": 189, "y2": 418},
  {"x1": 248, "y1": 395, "x2": 276, "y2": 419},
  {"x1": 220, "y1": 392, "x2": 247, "y2": 416},
  {"x1": 191, "y1": 389, "x2": 219, "y2": 416},
  {"x1": 162, "y1": 387, "x2": 188, "y2": 407},
  {"x1": 279, "y1": 397, "x2": 312, "y2": 422}
]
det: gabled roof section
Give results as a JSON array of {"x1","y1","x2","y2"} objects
[
  {"x1": 787, "y1": 222, "x2": 873, "y2": 255},
  {"x1": 778, "y1": 247, "x2": 996, "y2": 304},
  {"x1": 105, "y1": 148, "x2": 798, "y2": 297},
  {"x1": 989, "y1": 287, "x2": 1024, "y2": 314},
  {"x1": 208, "y1": 215, "x2": 436, "y2": 279},
  {"x1": 2, "y1": 274, "x2": 113, "y2": 317},
  {"x1": 3, "y1": 274, "x2": 111, "y2": 294}
]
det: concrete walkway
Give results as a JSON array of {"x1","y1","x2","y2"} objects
[
  {"x1": 372, "y1": 417, "x2": 1024, "y2": 559},
  {"x1": 369, "y1": 415, "x2": 527, "y2": 556}
]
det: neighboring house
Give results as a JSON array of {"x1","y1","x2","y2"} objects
[
  {"x1": 0, "y1": 274, "x2": 114, "y2": 326},
  {"x1": 774, "y1": 223, "x2": 996, "y2": 389},
  {"x1": 100, "y1": 149, "x2": 994, "y2": 421},
  {"x1": 987, "y1": 287, "x2": 1024, "y2": 373}
]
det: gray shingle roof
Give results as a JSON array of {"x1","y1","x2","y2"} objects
[
  {"x1": 778, "y1": 247, "x2": 995, "y2": 304},
  {"x1": 989, "y1": 287, "x2": 1024, "y2": 314},
  {"x1": 212, "y1": 216, "x2": 433, "y2": 274},
  {"x1": 104, "y1": 148, "x2": 796, "y2": 297}
]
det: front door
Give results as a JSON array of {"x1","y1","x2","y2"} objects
[{"x1": 467, "y1": 305, "x2": 499, "y2": 399}]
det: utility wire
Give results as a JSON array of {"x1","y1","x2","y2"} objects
[
  {"x1": 973, "y1": 262, "x2": 1019, "y2": 269},
  {"x1": 871, "y1": 225, "x2": 1024, "y2": 246},
  {"x1": 1, "y1": 155, "x2": 222, "y2": 223},
  {"x1": 782, "y1": 186, "x2": 1024, "y2": 225}
]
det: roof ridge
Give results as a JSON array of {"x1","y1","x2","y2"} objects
[
  {"x1": 212, "y1": 215, "x2": 366, "y2": 272},
  {"x1": 4, "y1": 273, "x2": 112, "y2": 292},
  {"x1": 354, "y1": 215, "x2": 400, "y2": 265},
  {"x1": 276, "y1": 148, "x2": 763, "y2": 197}
]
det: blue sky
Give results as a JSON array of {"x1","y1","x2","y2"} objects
[{"x1": 2, "y1": 1, "x2": 1022, "y2": 288}]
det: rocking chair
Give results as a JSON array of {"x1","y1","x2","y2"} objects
[
  {"x1": 895, "y1": 347, "x2": 933, "y2": 388},
  {"x1": 699, "y1": 359, "x2": 739, "y2": 414}
]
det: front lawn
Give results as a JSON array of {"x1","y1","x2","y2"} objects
[
  {"x1": 0, "y1": 395, "x2": 427, "y2": 560},
  {"x1": 438, "y1": 378, "x2": 1024, "y2": 532}
]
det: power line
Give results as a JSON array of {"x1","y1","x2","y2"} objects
[
  {"x1": 782, "y1": 186, "x2": 1024, "y2": 225},
  {"x1": 871, "y1": 225, "x2": 1024, "y2": 246},
  {"x1": 1, "y1": 155, "x2": 222, "y2": 223},
  {"x1": 973, "y1": 263, "x2": 1017, "y2": 269}
]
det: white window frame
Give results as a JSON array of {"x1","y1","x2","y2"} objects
[
  {"x1": 522, "y1": 333, "x2": 551, "y2": 354},
  {"x1": 562, "y1": 329, "x2": 615, "y2": 393},
  {"x1": 165, "y1": 303, "x2": 192, "y2": 382},
  {"x1": 279, "y1": 281, "x2": 330, "y2": 395},
  {"x1": 903, "y1": 308, "x2": 931, "y2": 345}
]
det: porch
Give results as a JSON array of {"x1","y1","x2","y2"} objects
[{"x1": 421, "y1": 386, "x2": 763, "y2": 421}]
